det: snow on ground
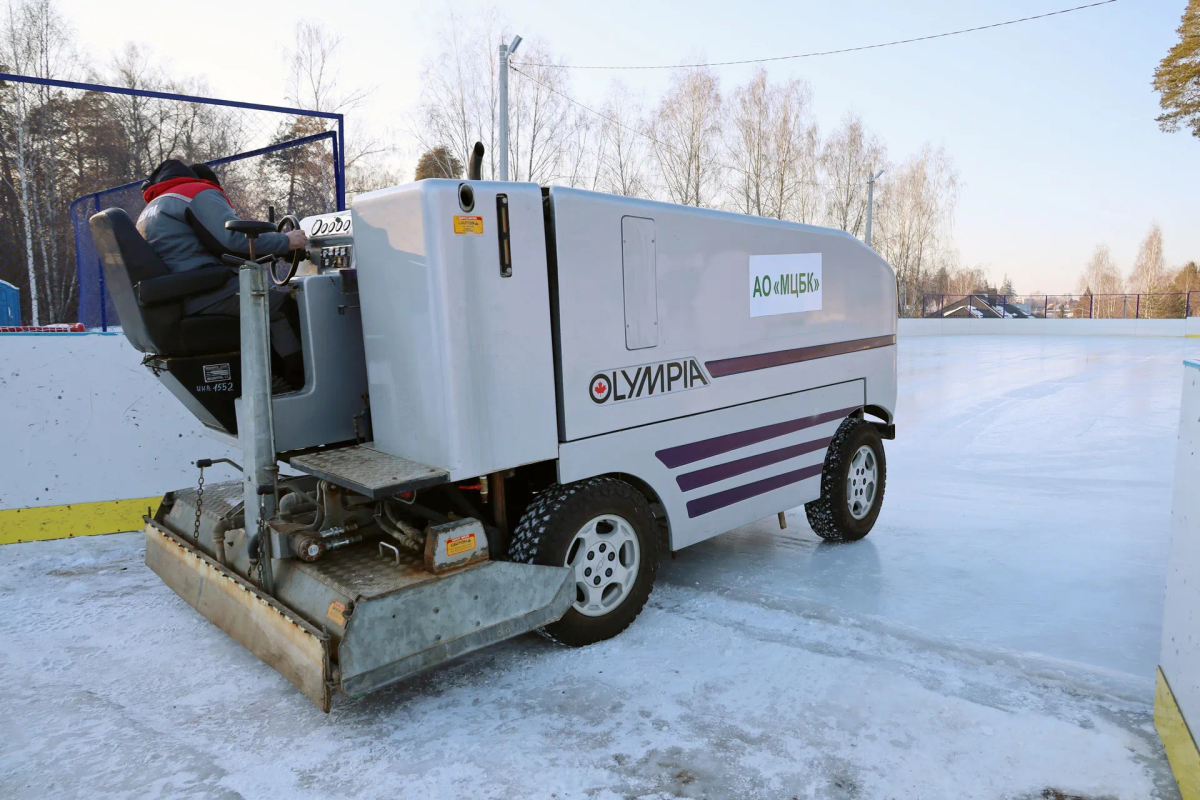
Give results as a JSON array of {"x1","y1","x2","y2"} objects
[{"x1": 0, "y1": 335, "x2": 1193, "y2": 799}]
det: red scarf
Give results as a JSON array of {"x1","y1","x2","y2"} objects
[{"x1": 142, "y1": 176, "x2": 231, "y2": 205}]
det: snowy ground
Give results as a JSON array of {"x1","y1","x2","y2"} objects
[{"x1": 1, "y1": 335, "x2": 1192, "y2": 799}]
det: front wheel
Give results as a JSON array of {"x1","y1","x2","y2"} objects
[
  {"x1": 804, "y1": 417, "x2": 887, "y2": 542},
  {"x1": 509, "y1": 477, "x2": 659, "y2": 646}
]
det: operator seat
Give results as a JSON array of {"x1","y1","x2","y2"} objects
[{"x1": 88, "y1": 207, "x2": 240, "y2": 355}]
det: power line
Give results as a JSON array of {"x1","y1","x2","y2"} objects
[{"x1": 512, "y1": 0, "x2": 1117, "y2": 70}]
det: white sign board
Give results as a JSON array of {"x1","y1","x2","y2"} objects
[{"x1": 748, "y1": 253, "x2": 823, "y2": 317}]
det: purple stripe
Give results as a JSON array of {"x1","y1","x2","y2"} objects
[
  {"x1": 686, "y1": 463, "x2": 824, "y2": 518},
  {"x1": 706, "y1": 335, "x2": 896, "y2": 378},
  {"x1": 676, "y1": 436, "x2": 833, "y2": 492},
  {"x1": 655, "y1": 406, "x2": 859, "y2": 469}
]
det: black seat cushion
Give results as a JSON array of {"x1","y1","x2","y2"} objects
[
  {"x1": 89, "y1": 207, "x2": 177, "y2": 353},
  {"x1": 89, "y1": 207, "x2": 241, "y2": 357},
  {"x1": 177, "y1": 315, "x2": 241, "y2": 356}
]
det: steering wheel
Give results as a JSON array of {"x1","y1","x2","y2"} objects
[{"x1": 271, "y1": 215, "x2": 306, "y2": 286}]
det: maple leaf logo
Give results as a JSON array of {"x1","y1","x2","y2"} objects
[{"x1": 594, "y1": 380, "x2": 607, "y2": 395}]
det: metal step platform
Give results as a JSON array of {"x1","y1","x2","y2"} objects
[{"x1": 288, "y1": 444, "x2": 448, "y2": 498}]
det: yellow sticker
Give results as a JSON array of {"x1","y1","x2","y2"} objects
[
  {"x1": 453, "y1": 215, "x2": 484, "y2": 234},
  {"x1": 446, "y1": 533, "x2": 476, "y2": 557},
  {"x1": 326, "y1": 600, "x2": 347, "y2": 626}
]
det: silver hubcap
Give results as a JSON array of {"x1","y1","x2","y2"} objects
[
  {"x1": 846, "y1": 445, "x2": 878, "y2": 520},
  {"x1": 565, "y1": 514, "x2": 640, "y2": 617}
]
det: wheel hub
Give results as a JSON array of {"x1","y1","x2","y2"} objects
[
  {"x1": 846, "y1": 444, "x2": 878, "y2": 520},
  {"x1": 564, "y1": 514, "x2": 640, "y2": 617}
]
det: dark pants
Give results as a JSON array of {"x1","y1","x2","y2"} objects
[{"x1": 192, "y1": 287, "x2": 304, "y2": 384}]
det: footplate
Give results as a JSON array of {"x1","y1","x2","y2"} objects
[{"x1": 287, "y1": 444, "x2": 448, "y2": 498}]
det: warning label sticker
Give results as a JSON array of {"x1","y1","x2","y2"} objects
[
  {"x1": 326, "y1": 600, "x2": 347, "y2": 626},
  {"x1": 453, "y1": 215, "x2": 484, "y2": 234},
  {"x1": 446, "y1": 533, "x2": 476, "y2": 556}
]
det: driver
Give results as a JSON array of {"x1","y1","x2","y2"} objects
[{"x1": 137, "y1": 159, "x2": 308, "y2": 388}]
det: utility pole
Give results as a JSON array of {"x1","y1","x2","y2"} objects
[
  {"x1": 497, "y1": 34, "x2": 523, "y2": 182},
  {"x1": 865, "y1": 169, "x2": 884, "y2": 249}
]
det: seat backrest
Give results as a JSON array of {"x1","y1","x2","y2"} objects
[{"x1": 89, "y1": 207, "x2": 179, "y2": 353}]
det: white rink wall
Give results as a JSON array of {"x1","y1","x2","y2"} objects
[
  {"x1": 900, "y1": 317, "x2": 1200, "y2": 336},
  {"x1": 0, "y1": 333, "x2": 239, "y2": 511},
  {"x1": 1161, "y1": 359, "x2": 1200, "y2": 728},
  {"x1": 1, "y1": 325, "x2": 1194, "y2": 512}
]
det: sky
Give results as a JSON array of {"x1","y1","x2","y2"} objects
[{"x1": 55, "y1": 0, "x2": 1199, "y2": 293}]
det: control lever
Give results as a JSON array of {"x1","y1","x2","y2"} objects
[{"x1": 221, "y1": 253, "x2": 278, "y2": 268}]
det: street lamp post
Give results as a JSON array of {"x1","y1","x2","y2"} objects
[{"x1": 498, "y1": 34, "x2": 523, "y2": 182}]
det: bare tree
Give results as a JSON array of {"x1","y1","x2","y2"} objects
[
  {"x1": 412, "y1": 10, "x2": 505, "y2": 181},
  {"x1": 725, "y1": 69, "x2": 819, "y2": 221},
  {"x1": 874, "y1": 144, "x2": 960, "y2": 316},
  {"x1": 1128, "y1": 223, "x2": 1169, "y2": 317},
  {"x1": 595, "y1": 81, "x2": 649, "y2": 197},
  {"x1": 506, "y1": 44, "x2": 584, "y2": 184},
  {"x1": 820, "y1": 113, "x2": 885, "y2": 237},
  {"x1": 1076, "y1": 244, "x2": 1124, "y2": 317},
  {"x1": 284, "y1": 20, "x2": 388, "y2": 201},
  {"x1": 0, "y1": 0, "x2": 75, "y2": 324},
  {"x1": 648, "y1": 66, "x2": 723, "y2": 207}
]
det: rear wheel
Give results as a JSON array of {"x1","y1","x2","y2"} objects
[
  {"x1": 509, "y1": 477, "x2": 658, "y2": 646},
  {"x1": 804, "y1": 417, "x2": 887, "y2": 542}
]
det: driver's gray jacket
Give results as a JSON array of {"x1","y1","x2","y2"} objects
[{"x1": 136, "y1": 185, "x2": 291, "y2": 315}]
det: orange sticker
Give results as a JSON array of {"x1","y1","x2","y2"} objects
[
  {"x1": 453, "y1": 215, "x2": 483, "y2": 234},
  {"x1": 326, "y1": 600, "x2": 347, "y2": 626},
  {"x1": 446, "y1": 533, "x2": 476, "y2": 556}
]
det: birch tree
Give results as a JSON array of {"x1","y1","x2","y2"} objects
[
  {"x1": 1076, "y1": 244, "x2": 1124, "y2": 318},
  {"x1": 595, "y1": 81, "x2": 649, "y2": 197},
  {"x1": 284, "y1": 19, "x2": 389, "y2": 201},
  {"x1": 507, "y1": 44, "x2": 584, "y2": 184},
  {"x1": 413, "y1": 10, "x2": 505, "y2": 180},
  {"x1": 820, "y1": 113, "x2": 885, "y2": 237},
  {"x1": 726, "y1": 69, "x2": 819, "y2": 221},
  {"x1": 648, "y1": 66, "x2": 723, "y2": 207},
  {"x1": 873, "y1": 144, "x2": 960, "y2": 316},
  {"x1": 0, "y1": 0, "x2": 75, "y2": 324},
  {"x1": 1128, "y1": 223, "x2": 1169, "y2": 317}
]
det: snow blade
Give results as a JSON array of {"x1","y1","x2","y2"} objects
[{"x1": 144, "y1": 521, "x2": 332, "y2": 712}]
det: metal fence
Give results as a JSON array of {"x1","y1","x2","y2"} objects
[
  {"x1": 922, "y1": 293, "x2": 1200, "y2": 320},
  {"x1": 0, "y1": 73, "x2": 345, "y2": 329}
]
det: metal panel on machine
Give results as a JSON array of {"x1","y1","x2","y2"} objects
[
  {"x1": 351, "y1": 180, "x2": 559, "y2": 480},
  {"x1": 621, "y1": 216, "x2": 658, "y2": 350},
  {"x1": 547, "y1": 187, "x2": 897, "y2": 444}
]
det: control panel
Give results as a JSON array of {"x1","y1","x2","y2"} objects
[
  {"x1": 300, "y1": 211, "x2": 354, "y2": 275},
  {"x1": 314, "y1": 244, "x2": 354, "y2": 272}
]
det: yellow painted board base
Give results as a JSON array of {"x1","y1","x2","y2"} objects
[
  {"x1": 0, "y1": 497, "x2": 160, "y2": 545},
  {"x1": 1157, "y1": 667, "x2": 1200, "y2": 800}
]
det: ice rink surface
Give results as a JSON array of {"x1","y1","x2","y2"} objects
[{"x1": 1, "y1": 335, "x2": 1192, "y2": 799}]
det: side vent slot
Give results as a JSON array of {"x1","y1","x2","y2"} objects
[{"x1": 496, "y1": 194, "x2": 512, "y2": 278}]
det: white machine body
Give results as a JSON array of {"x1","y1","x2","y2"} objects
[
  {"x1": 352, "y1": 181, "x2": 559, "y2": 480},
  {"x1": 351, "y1": 180, "x2": 896, "y2": 550}
]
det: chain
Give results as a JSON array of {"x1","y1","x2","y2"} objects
[{"x1": 193, "y1": 466, "x2": 205, "y2": 545}]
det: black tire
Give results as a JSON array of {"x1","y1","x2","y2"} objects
[
  {"x1": 804, "y1": 417, "x2": 887, "y2": 542},
  {"x1": 509, "y1": 477, "x2": 659, "y2": 646}
]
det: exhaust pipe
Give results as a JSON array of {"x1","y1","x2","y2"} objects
[{"x1": 467, "y1": 141, "x2": 485, "y2": 180}]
